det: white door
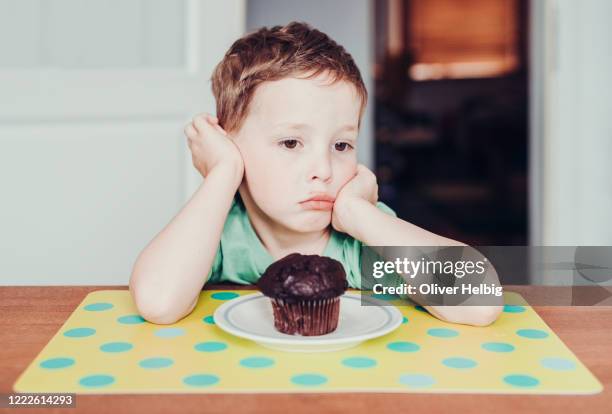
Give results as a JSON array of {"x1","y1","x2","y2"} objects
[{"x1": 0, "y1": 0, "x2": 245, "y2": 285}]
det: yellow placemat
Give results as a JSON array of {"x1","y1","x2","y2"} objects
[{"x1": 13, "y1": 290, "x2": 602, "y2": 394}]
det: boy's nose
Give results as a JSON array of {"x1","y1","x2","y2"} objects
[{"x1": 309, "y1": 152, "x2": 333, "y2": 183}]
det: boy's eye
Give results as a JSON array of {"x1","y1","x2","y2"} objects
[
  {"x1": 283, "y1": 139, "x2": 297, "y2": 148},
  {"x1": 278, "y1": 139, "x2": 354, "y2": 151},
  {"x1": 335, "y1": 142, "x2": 354, "y2": 152},
  {"x1": 282, "y1": 139, "x2": 299, "y2": 149}
]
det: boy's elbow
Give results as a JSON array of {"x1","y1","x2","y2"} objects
[
  {"x1": 432, "y1": 305, "x2": 504, "y2": 327},
  {"x1": 459, "y1": 305, "x2": 504, "y2": 327},
  {"x1": 138, "y1": 302, "x2": 182, "y2": 325},
  {"x1": 131, "y1": 291, "x2": 179, "y2": 325},
  {"x1": 129, "y1": 281, "x2": 195, "y2": 325}
]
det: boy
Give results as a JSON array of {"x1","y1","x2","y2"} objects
[{"x1": 129, "y1": 21, "x2": 503, "y2": 326}]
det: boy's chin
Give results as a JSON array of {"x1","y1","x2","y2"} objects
[{"x1": 284, "y1": 215, "x2": 332, "y2": 233}]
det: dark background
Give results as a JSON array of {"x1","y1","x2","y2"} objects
[{"x1": 374, "y1": 0, "x2": 528, "y2": 246}]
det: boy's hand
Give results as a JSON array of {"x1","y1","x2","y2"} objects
[
  {"x1": 184, "y1": 113, "x2": 244, "y2": 182},
  {"x1": 331, "y1": 164, "x2": 379, "y2": 234}
]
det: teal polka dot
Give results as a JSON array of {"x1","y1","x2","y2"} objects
[
  {"x1": 84, "y1": 302, "x2": 114, "y2": 311},
  {"x1": 341, "y1": 357, "x2": 377, "y2": 368},
  {"x1": 399, "y1": 373, "x2": 436, "y2": 388},
  {"x1": 154, "y1": 327, "x2": 185, "y2": 338},
  {"x1": 100, "y1": 342, "x2": 133, "y2": 353},
  {"x1": 203, "y1": 315, "x2": 215, "y2": 324},
  {"x1": 291, "y1": 373, "x2": 328, "y2": 386},
  {"x1": 387, "y1": 341, "x2": 420, "y2": 352},
  {"x1": 427, "y1": 328, "x2": 459, "y2": 338},
  {"x1": 79, "y1": 374, "x2": 115, "y2": 388},
  {"x1": 540, "y1": 357, "x2": 576, "y2": 371},
  {"x1": 194, "y1": 341, "x2": 227, "y2": 352},
  {"x1": 40, "y1": 357, "x2": 75, "y2": 369},
  {"x1": 415, "y1": 305, "x2": 427, "y2": 313},
  {"x1": 482, "y1": 342, "x2": 515, "y2": 353},
  {"x1": 503, "y1": 374, "x2": 540, "y2": 387},
  {"x1": 371, "y1": 293, "x2": 399, "y2": 301},
  {"x1": 64, "y1": 327, "x2": 96, "y2": 338},
  {"x1": 402, "y1": 316, "x2": 409, "y2": 324},
  {"x1": 442, "y1": 357, "x2": 478, "y2": 369},
  {"x1": 211, "y1": 292, "x2": 240, "y2": 300},
  {"x1": 504, "y1": 305, "x2": 526, "y2": 313},
  {"x1": 117, "y1": 315, "x2": 145, "y2": 324},
  {"x1": 240, "y1": 357, "x2": 275, "y2": 368},
  {"x1": 183, "y1": 374, "x2": 220, "y2": 387},
  {"x1": 139, "y1": 357, "x2": 174, "y2": 369},
  {"x1": 516, "y1": 329, "x2": 549, "y2": 339}
]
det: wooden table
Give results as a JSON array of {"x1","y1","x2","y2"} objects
[{"x1": 1, "y1": 285, "x2": 610, "y2": 414}]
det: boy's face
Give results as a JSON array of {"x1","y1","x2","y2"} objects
[{"x1": 233, "y1": 72, "x2": 361, "y2": 233}]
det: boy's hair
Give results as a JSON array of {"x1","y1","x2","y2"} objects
[{"x1": 211, "y1": 21, "x2": 367, "y2": 134}]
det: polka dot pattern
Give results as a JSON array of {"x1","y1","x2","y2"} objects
[
  {"x1": 399, "y1": 373, "x2": 436, "y2": 388},
  {"x1": 387, "y1": 341, "x2": 420, "y2": 353},
  {"x1": 84, "y1": 302, "x2": 114, "y2": 311},
  {"x1": 40, "y1": 357, "x2": 75, "y2": 369},
  {"x1": 341, "y1": 357, "x2": 377, "y2": 368},
  {"x1": 442, "y1": 357, "x2": 478, "y2": 369},
  {"x1": 291, "y1": 373, "x2": 328, "y2": 386},
  {"x1": 503, "y1": 374, "x2": 540, "y2": 388},
  {"x1": 19, "y1": 290, "x2": 598, "y2": 395},
  {"x1": 427, "y1": 328, "x2": 459, "y2": 338},
  {"x1": 504, "y1": 305, "x2": 526, "y2": 313},
  {"x1": 154, "y1": 327, "x2": 185, "y2": 338},
  {"x1": 79, "y1": 374, "x2": 115, "y2": 388},
  {"x1": 100, "y1": 342, "x2": 133, "y2": 353},
  {"x1": 211, "y1": 292, "x2": 240, "y2": 300},
  {"x1": 139, "y1": 357, "x2": 174, "y2": 369},
  {"x1": 516, "y1": 329, "x2": 549, "y2": 339},
  {"x1": 194, "y1": 341, "x2": 228, "y2": 352},
  {"x1": 64, "y1": 327, "x2": 96, "y2": 338},
  {"x1": 240, "y1": 357, "x2": 275, "y2": 368},
  {"x1": 183, "y1": 374, "x2": 220, "y2": 387},
  {"x1": 482, "y1": 342, "x2": 515, "y2": 353},
  {"x1": 540, "y1": 357, "x2": 576, "y2": 371},
  {"x1": 117, "y1": 315, "x2": 145, "y2": 325}
]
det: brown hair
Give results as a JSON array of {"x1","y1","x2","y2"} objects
[{"x1": 211, "y1": 21, "x2": 368, "y2": 135}]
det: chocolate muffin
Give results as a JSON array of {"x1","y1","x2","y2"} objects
[{"x1": 257, "y1": 253, "x2": 348, "y2": 336}]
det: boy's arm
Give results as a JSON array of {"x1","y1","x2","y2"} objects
[
  {"x1": 129, "y1": 163, "x2": 241, "y2": 325},
  {"x1": 336, "y1": 198, "x2": 503, "y2": 326}
]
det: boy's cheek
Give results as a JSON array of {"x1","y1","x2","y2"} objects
[
  {"x1": 336, "y1": 172, "x2": 357, "y2": 194},
  {"x1": 245, "y1": 170, "x2": 293, "y2": 206}
]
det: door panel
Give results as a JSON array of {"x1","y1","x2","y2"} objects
[{"x1": 0, "y1": 0, "x2": 246, "y2": 284}]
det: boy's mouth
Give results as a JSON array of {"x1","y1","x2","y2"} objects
[{"x1": 300, "y1": 194, "x2": 335, "y2": 211}]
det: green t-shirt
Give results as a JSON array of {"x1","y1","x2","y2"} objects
[{"x1": 205, "y1": 193, "x2": 398, "y2": 289}]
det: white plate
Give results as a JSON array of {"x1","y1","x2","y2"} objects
[{"x1": 213, "y1": 292, "x2": 403, "y2": 352}]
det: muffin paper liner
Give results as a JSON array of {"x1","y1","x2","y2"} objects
[{"x1": 270, "y1": 297, "x2": 340, "y2": 336}]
